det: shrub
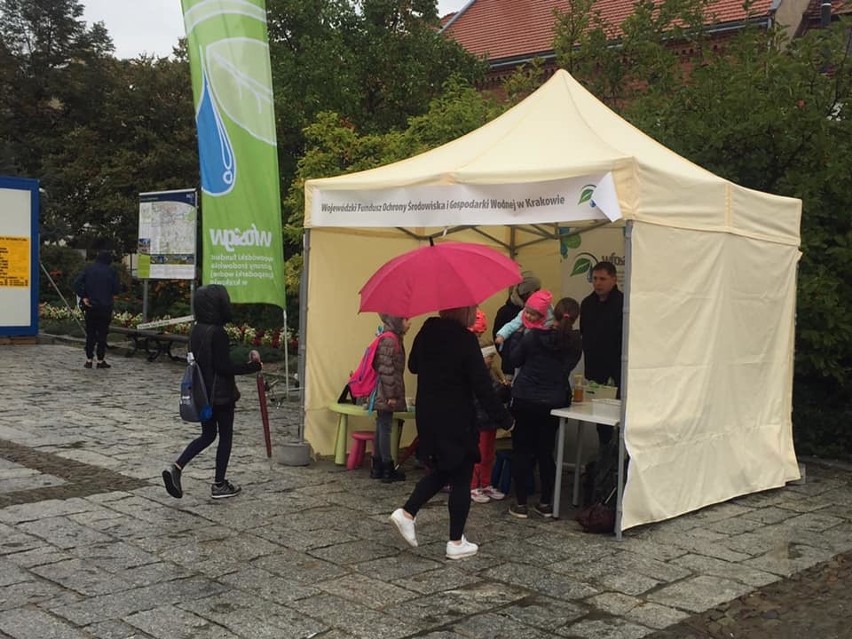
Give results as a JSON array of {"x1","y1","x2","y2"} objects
[{"x1": 39, "y1": 245, "x2": 86, "y2": 307}]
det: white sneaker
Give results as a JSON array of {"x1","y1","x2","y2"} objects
[
  {"x1": 481, "y1": 485, "x2": 505, "y2": 501},
  {"x1": 446, "y1": 535, "x2": 478, "y2": 560},
  {"x1": 470, "y1": 488, "x2": 490, "y2": 503},
  {"x1": 389, "y1": 508, "x2": 418, "y2": 547}
]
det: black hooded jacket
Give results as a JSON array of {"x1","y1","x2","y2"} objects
[
  {"x1": 409, "y1": 316, "x2": 513, "y2": 471},
  {"x1": 190, "y1": 284, "x2": 261, "y2": 407},
  {"x1": 74, "y1": 251, "x2": 121, "y2": 312},
  {"x1": 508, "y1": 327, "x2": 582, "y2": 408}
]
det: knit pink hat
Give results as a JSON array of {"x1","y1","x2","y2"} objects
[
  {"x1": 468, "y1": 309, "x2": 488, "y2": 335},
  {"x1": 522, "y1": 290, "x2": 552, "y2": 329}
]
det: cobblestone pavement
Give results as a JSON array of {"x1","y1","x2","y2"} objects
[
  {"x1": 651, "y1": 550, "x2": 852, "y2": 638},
  {"x1": 1, "y1": 342, "x2": 851, "y2": 639}
]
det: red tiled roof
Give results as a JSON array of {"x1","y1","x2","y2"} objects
[
  {"x1": 444, "y1": 0, "x2": 776, "y2": 63},
  {"x1": 803, "y1": 0, "x2": 851, "y2": 20}
]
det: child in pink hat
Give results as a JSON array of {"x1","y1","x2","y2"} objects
[
  {"x1": 493, "y1": 290, "x2": 554, "y2": 379},
  {"x1": 521, "y1": 290, "x2": 552, "y2": 330}
]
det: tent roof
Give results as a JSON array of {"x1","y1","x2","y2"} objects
[{"x1": 305, "y1": 70, "x2": 800, "y2": 246}]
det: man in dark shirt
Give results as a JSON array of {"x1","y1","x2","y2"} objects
[
  {"x1": 74, "y1": 248, "x2": 121, "y2": 369},
  {"x1": 579, "y1": 261, "x2": 623, "y2": 444}
]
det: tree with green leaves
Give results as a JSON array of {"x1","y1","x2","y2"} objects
[
  {"x1": 0, "y1": 0, "x2": 114, "y2": 178},
  {"x1": 266, "y1": 0, "x2": 485, "y2": 183},
  {"x1": 283, "y1": 76, "x2": 504, "y2": 236},
  {"x1": 0, "y1": 0, "x2": 198, "y2": 249},
  {"x1": 44, "y1": 49, "x2": 199, "y2": 253}
]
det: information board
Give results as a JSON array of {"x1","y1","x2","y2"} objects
[
  {"x1": 0, "y1": 176, "x2": 39, "y2": 336},
  {"x1": 138, "y1": 189, "x2": 198, "y2": 280}
]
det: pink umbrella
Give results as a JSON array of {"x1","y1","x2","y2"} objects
[{"x1": 359, "y1": 241, "x2": 523, "y2": 317}]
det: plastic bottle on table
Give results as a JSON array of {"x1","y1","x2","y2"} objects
[{"x1": 572, "y1": 373, "x2": 585, "y2": 403}]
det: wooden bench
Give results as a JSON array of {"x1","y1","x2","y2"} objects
[
  {"x1": 328, "y1": 402, "x2": 416, "y2": 465},
  {"x1": 109, "y1": 326, "x2": 189, "y2": 362}
]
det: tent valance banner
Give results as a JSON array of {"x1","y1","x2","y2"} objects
[
  {"x1": 311, "y1": 173, "x2": 622, "y2": 227},
  {"x1": 181, "y1": 0, "x2": 285, "y2": 307},
  {"x1": 137, "y1": 189, "x2": 197, "y2": 280}
]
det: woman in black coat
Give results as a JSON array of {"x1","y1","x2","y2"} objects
[
  {"x1": 390, "y1": 306, "x2": 513, "y2": 560},
  {"x1": 162, "y1": 285, "x2": 262, "y2": 500},
  {"x1": 507, "y1": 295, "x2": 582, "y2": 519}
]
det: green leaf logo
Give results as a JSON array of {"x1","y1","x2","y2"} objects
[
  {"x1": 579, "y1": 184, "x2": 596, "y2": 206},
  {"x1": 205, "y1": 38, "x2": 277, "y2": 146},
  {"x1": 564, "y1": 234, "x2": 581, "y2": 249},
  {"x1": 571, "y1": 257, "x2": 592, "y2": 276}
]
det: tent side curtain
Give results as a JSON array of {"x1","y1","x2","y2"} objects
[{"x1": 622, "y1": 222, "x2": 800, "y2": 530}]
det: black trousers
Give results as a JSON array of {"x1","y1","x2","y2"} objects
[
  {"x1": 84, "y1": 308, "x2": 111, "y2": 360},
  {"x1": 510, "y1": 397, "x2": 558, "y2": 506},
  {"x1": 176, "y1": 405, "x2": 235, "y2": 484},
  {"x1": 403, "y1": 460, "x2": 474, "y2": 541}
]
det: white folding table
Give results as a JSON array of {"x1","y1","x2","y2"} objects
[{"x1": 550, "y1": 403, "x2": 625, "y2": 539}]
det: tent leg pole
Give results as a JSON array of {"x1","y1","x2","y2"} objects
[
  {"x1": 615, "y1": 220, "x2": 633, "y2": 540},
  {"x1": 297, "y1": 230, "x2": 311, "y2": 442}
]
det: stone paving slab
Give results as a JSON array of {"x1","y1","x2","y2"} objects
[
  {"x1": 1, "y1": 343, "x2": 851, "y2": 638},
  {"x1": 651, "y1": 550, "x2": 852, "y2": 638}
]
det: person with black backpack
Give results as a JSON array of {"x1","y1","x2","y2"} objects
[{"x1": 162, "y1": 285, "x2": 262, "y2": 500}]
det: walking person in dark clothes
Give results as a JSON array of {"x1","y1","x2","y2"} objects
[
  {"x1": 162, "y1": 285, "x2": 262, "y2": 500},
  {"x1": 506, "y1": 294, "x2": 582, "y2": 519},
  {"x1": 74, "y1": 248, "x2": 121, "y2": 369},
  {"x1": 389, "y1": 305, "x2": 514, "y2": 559},
  {"x1": 579, "y1": 261, "x2": 623, "y2": 445}
]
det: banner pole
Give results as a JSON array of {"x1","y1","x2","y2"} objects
[
  {"x1": 282, "y1": 307, "x2": 290, "y2": 400},
  {"x1": 142, "y1": 280, "x2": 149, "y2": 322}
]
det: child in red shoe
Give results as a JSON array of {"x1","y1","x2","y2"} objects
[{"x1": 470, "y1": 340, "x2": 511, "y2": 503}]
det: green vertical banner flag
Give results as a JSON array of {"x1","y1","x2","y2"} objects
[{"x1": 181, "y1": 0, "x2": 285, "y2": 306}]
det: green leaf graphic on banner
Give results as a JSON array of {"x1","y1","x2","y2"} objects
[
  {"x1": 564, "y1": 234, "x2": 581, "y2": 249},
  {"x1": 579, "y1": 185, "x2": 595, "y2": 205},
  {"x1": 206, "y1": 38, "x2": 276, "y2": 145},
  {"x1": 571, "y1": 258, "x2": 592, "y2": 276},
  {"x1": 183, "y1": 0, "x2": 266, "y2": 34}
]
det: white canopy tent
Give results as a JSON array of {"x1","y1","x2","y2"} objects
[{"x1": 301, "y1": 69, "x2": 802, "y2": 532}]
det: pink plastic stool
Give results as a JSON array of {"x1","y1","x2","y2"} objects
[{"x1": 347, "y1": 431, "x2": 375, "y2": 470}]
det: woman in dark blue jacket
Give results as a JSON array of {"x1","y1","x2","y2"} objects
[
  {"x1": 507, "y1": 294, "x2": 582, "y2": 519},
  {"x1": 162, "y1": 285, "x2": 262, "y2": 500}
]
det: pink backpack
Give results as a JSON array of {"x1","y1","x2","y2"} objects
[{"x1": 341, "y1": 331, "x2": 400, "y2": 406}]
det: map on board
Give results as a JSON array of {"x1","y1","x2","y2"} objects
[{"x1": 137, "y1": 190, "x2": 197, "y2": 280}]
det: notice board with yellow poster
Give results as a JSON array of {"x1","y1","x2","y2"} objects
[{"x1": 0, "y1": 176, "x2": 39, "y2": 336}]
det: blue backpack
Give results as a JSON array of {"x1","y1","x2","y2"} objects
[{"x1": 179, "y1": 352, "x2": 213, "y2": 422}]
